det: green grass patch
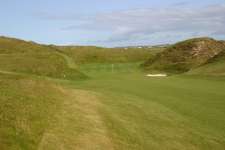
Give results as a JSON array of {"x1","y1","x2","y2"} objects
[
  {"x1": 0, "y1": 37, "x2": 85, "y2": 80},
  {"x1": 67, "y1": 69, "x2": 225, "y2": 149}
]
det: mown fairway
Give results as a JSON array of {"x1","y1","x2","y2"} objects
[
  {"x1": 1, "y1": 63, "x2": 225, "y2": 150},
  {"x1": 65, "y1": 64, "x2": 225, "y2": 150}
]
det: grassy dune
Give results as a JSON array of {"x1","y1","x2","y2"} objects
[
  {"x1": 0, "y1": 73, "x2": 115, "y2": 150},
  {"x1": 188, "y1": 51, "x2": 225, "y2": 76},
  {"x1": 0, "y1": 73, "x2": 63, "y2": 149},
  {"x1": 0, "y1": 37, "x2": 85, "y2": 80},
  {"x1": 143, "y1": 38, "x2": 225, "y2": 73},
  {"x1": 55, "y1": 46, "x2": 164, "y2": 64}
]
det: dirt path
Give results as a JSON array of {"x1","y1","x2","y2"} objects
[
  {"x1": 0, "y1": 70, "x2": 23, "y2": 75},
  {"x1": 54, "y1": 51, "x2": 78, "y2": 69},
  {"x1": 38, "y1": 88, "x2": 114, "y2": 150}
]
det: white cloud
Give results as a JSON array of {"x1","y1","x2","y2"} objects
[{"x1": 37, "y1": 4, "x2": 225, "y2": 45}]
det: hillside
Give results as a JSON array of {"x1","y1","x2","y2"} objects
[
  {"x1": 0, "y1": 73, "x2": 101, "y2": 150},
  {"x1": 55, "y1": 45, "x2": 164, "y2": 64},
  {"x1": 188, "y1": 49, "x2": 225, "y2": 75},
  {"x1": 0, "y1": 36, "x2": 165, "y2": 79},
  {"x1": 0, "y1": 73, "x2": 64, "y2": 149},
  {"x1": 0, "y1": 36, "x2": 85, "y2": 79},
  {"x1": 142, "y1": 37, "x2": 225, "y2": 73}
]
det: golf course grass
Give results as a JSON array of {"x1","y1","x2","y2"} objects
[{"x1": 60, "y1": 63, "x2": 225, "y2": 150}]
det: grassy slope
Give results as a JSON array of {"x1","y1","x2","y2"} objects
[
  {"x1": 0, "y1": 73, "x2": 63, "y2": 150},
  {"x1": 0, "y1": 37, "x2": 85, "y2": 80},
  {"x1": 0, "y1": 73, "x2": 116, "y2": 150},
  {"x1": 55, "y1": 46, "x2": 164, "y2": 64},
  {"x1": 188, "y1": 50, "x2": 225, "y2": 75},
  {"x1": 143, "y1": 38, "x2": 225, "y2": 73},
  {"x1": 1, "y1": 68, "x2": 225, "y2": 150}
]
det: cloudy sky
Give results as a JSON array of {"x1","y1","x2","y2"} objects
[{"x1": 0, "y1": 0, "x2": 225, "y2": 47}]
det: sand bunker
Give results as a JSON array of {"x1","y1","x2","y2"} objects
[{"x1": 146, "y1": 74, "x2": 167, "y2": 77}]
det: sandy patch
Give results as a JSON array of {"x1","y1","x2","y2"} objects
[{"x1": 146, "y1": 74, "x2": 167, "y2": 77}]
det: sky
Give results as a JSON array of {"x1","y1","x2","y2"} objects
[{"x1": 0, "y1": 0, "x2": 225, "y2": 47}]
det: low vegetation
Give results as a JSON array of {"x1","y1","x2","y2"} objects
[
  {"x1": 188, "y1": 50, "x2": 225, "y2": 75},
  {"x1": 142, "y1": 37, "x2": 225, "y2": 74},
  {"x1": 0, "y1": 36, "x2": 85, "y2": 80},
  {"x1": 0, "y1": 73, "x2": 64, "y2": 149},
  {"x1": 55, "y1": 46, "x2": 164, "y2": 64}
]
